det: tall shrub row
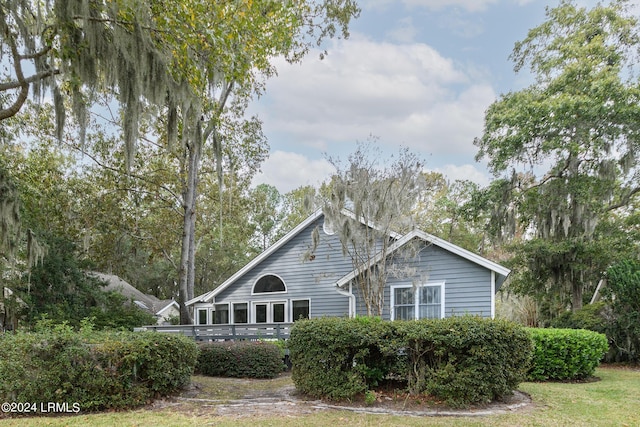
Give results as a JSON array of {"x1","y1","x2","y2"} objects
[
  {"x1": 0, "y1": 326, "x2": 198, "y2": 411},
  {"x1": 196, "y1": 341, "x2": 285, "y2": 378},
  {"x1": 288, "y1": 316, "x2": 533, "y2": 407}
]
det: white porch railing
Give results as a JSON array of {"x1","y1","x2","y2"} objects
[{"x1": 136, "y1": 323, "x2": 292, "y2": 341}]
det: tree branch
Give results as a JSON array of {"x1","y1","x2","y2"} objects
[
  {"x1": 0, "y1": 29, "x2": 29, "y2": 121},
  {"x1": 607, "y1": 186, "x2": 640, "y2": 212},
  {"x1": 0, "y1": 69, "x2": 60, "y2": 91}
]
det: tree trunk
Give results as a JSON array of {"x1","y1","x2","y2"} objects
[
  {"x1": 572, "y1": 280, "x2": 583, "y2": 312},
  {"x1": 178, "y1": 130, "x2": 201, "y2": 324}
]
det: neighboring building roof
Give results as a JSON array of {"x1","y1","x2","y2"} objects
[
  {"x1": 188, "y1": 209, "x2": 511, "y2": 305},
  {"x1": 1, "y1": 287, "x2": 27, "y2": 308},
  {"x1": 89, "y1": 272, "x2": 178, "y2": 316}
]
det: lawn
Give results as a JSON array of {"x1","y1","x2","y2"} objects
[{"x1": 1, "y1": 366, "x2": 638, "y2": 426}]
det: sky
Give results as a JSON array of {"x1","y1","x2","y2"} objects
[{"x1": 247, "y1": 0, "x2": 604, "y2": 193}]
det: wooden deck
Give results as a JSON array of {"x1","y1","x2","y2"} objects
[{"x1": 136, "y1": 323, "x2": 292, "y2": 341}]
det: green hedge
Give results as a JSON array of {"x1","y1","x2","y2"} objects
[
  {"x1": 196, "y1": 341, "x2": 285, "y2": 379},
  {"x1": 288, "y1": 317, "x2": 398, "y2": 400},
  {"x1": 288, "y1": 316, "x2": 532, "y2": 406},
  {"x1": 527, "y1": 328, "x2": 608, "y2": 381},
  {"x1": 0, "y1": 327, "x2": 198, "y2": 411},
  {"x1": 396, "y1": 317, "x2": 533, "y2": 407}
]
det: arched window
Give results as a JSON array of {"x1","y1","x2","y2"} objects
[{"x1": 253, "y1": 274, "x2": 286, "y2": 294}]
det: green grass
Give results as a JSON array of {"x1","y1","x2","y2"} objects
[{"x1": 1, "y1": 366, "x2": 638, "y2": 427}]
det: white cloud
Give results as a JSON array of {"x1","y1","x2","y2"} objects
[
  {"x1": 402, "y1": 0, "x2": 498, "y2": 12},
  {"x1": 365, "y1": 0, "x2": 539, "y2": 12},
  {"x1": 386, "y1": 17, "x2": 418, "y2": 43},
  {"x1": 250, "y1": 34, "x2": 496, "y2": 169},
  {"x1": 433, "y1": 164, "x2": 491, "y2": 186},
  {"x1": 252, "y1": 151, "x2": 335, "y2": 193}
]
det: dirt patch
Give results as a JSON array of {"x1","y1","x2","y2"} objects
[{"x1": 149, "y1": 373, "x2": 533, "y2": 418}]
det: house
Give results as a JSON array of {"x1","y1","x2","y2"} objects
[
  {"x1": 187, "y1": 210, "x2": 510, "y2": 325},
  {"x1": 90, "y1": 272, "x2": 180, "y2": 325}
]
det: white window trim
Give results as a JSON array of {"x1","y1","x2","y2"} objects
[
  {"x1": 251, "y1": 273, "x2": 288, "y2": 295},
  {"x1": 231, "y1": 301, "x2": 250, "y2": 324},
  {"x1": 212, "y1": 303, "x2": 230, "y2": 324},
  {"x1": 390, "y1": 282, "x2": 445, "y2": 320},
  {"x1": 251, "y1": 300, "x2": 288, "y2": 323},
  {"x1": 196, "y1": 307, "x2": 210, "y2": 325},
  {"x1": 290, "y1": 298, "x2": 311, "y2": 321}
]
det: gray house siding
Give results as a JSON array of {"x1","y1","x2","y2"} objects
[
  {"x1": 211, "y1": 217, "x2": 354, "y2": 321},
  {"x1": 189, "y1": 212, "x2": 508, "y2": 325},
  {"x1": 354, "y1": 241, "x2": 493, "y2": 319}
]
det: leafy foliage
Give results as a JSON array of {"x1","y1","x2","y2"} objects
[
  {"x1": 0, "y1": 160, "x2": 20, "y2": 262},
  {"x1": 395, "y1": 316, "x2": 532, "y2": 407},
  {"x1": 289, "y1": 317, "x2": 532, "y2": 407},
  {"x1": 289, "y1": 317, "x2": 398, "y2": 400},
  {"x1": 603, "y1": 259, "x2": 640, "y2": 362},
  {"x1": 15, "y1": 234, "x2": 156, "y2": 330},
  {"x1": 0, "y1": 325, "x2": 198, "y2": 411},
  {"x1": 474, "y1": 0, "x2": 640, "y2": 313},
  {"x1": 550, "y1": 302, "x2": 608, "y2": 334},
  {"x1": 527, "y1": 328, "x2": 608, "y2": 381},
  {"x1": 196, "y1": 341, "x2": 285, "y2": 379}
]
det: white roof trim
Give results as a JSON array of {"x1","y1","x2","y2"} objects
[
  {"x1": 336, "y1": 229, "x2": 510, "y2": 288},
  {"x1": 156, "y1": 300, "x2": 179, "y2": 316},
  {"x1": 187, "y1": 209, "x2": 324, "y2": 305}
]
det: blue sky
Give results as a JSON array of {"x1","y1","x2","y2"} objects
[{"x1": 247, "y1": 0, "x2": 603, "y2": 193}]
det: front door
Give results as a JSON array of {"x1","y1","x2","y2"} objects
[{"x1": 253, "y1": 301, "x2": 286, "y2": 323}]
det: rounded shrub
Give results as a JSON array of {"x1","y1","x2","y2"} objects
[
  {"x1": 288, "y1": 317, "x2": 397, "y2": 400},
  {"x1": 0, "y1": 327, "x2": 198, "y2": 411},
  {"x1": 395, "y1": 316, "x2": 533, "y2": 407},
  {"x1": 196, "y1": 340, "x2": 285, "y2": 378},
  {"x1": 527, "y1": 328, "x2": 609, "y2": 381},
  {"x1": 289, "y1": 316, "x2": 532, "y2": 406}
]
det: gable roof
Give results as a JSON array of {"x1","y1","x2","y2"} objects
[
  {"x1": 188, "y1": 209, "x2": 511, "y2": 305},
  {"x1": 90, "y1": 272, "x2": 178, "y2": 316},
  {"x1": 335, "y1": 229, "x2": 510, "y2": 289},
  {"x1": 187, "y1": 209, "x2": 325, "y2": 305}
]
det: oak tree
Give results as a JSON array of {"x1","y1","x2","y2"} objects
[{"x1": 474, "y1": 0, "x2": 640, "y2": 313}]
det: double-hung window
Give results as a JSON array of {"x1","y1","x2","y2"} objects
[{"x1": 391, "y1": 282, "x2": 445, "y2": 320}]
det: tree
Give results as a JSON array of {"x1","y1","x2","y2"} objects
[
  {"x1": 249, "y1": 184, "x2": 283, "y2": 251},
  {"x1": 0, "y1": 160, "x2": 20, "y2": 264},
  {"x1": 159, "y1": 0, "x2": 359, "y2": 323},
  {"x1": 413, "y1": 173, "x2": 485, "y2": 253},
  {"x1": 3, "y1": 0, "x2": 360, "y2": 324},
  {"x1": 321, "y1": 142, "x2": 426, "y2": 316},
  {"x1": 603, "y1": 259, "x2": 640, "y2": 362},
  {"x1": 279, "y1": 185, "x2": 318, "y2": 237},
  {"x1": 474, "y1": 0, "x2": 640, "y2": 313}
]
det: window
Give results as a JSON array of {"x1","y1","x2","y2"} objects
[
  {"x1": 273, "y1": 303, "x2": 285, "y2": 323},
  {"x1": 197, "y1": 308, "x2": 208, "y2": 325},
  {"x1": 253, "y1": 301, "x2": 287, "y2": 323},
  {"x1": 393, "y1": 287, "x2": 416, "y2": 320},
  {"x1": 391, "y1": 283, "x2": 444, "y2": 320},
  {"x1": 292, "y1": 300, "x2": 310, "y2": 321},
  {"x1": 213, "y1": 304, "x2": 229, "y2": 324},
  {"x1": 255, "y1": 304, "x2": 267, "y2": 323},
  {"x1": 323, "y1": 218, "x2": 335, "y2": 235},
  {"x1": 233, "y1": 303, "x2": 248, "y2": 324},
  {"x1": 253, "y1": 274, "x2": 286, "y2": 294}
]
